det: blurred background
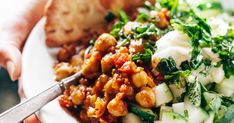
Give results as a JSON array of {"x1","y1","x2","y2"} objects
[{"x1": 0, "y1": 67, "x2": 20, "y2": 113}]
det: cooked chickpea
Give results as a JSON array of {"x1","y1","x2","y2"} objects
[
  {"x1": 136, "y1": 87, "x2": 156, "y2": 108},
  {"x1": 101, "y1": 54, "x2": 113, "y2": 73},
  {"x1": 82, "y1": 51, "x2": 102, "y2": 78},
  {"x1": 107, "y1": 98, "x2": 128, "y2": 116},
  {"x1": 131, "y1": 69, "x2": 149, "y2": 88},
  {"x1": 150, "y1": 9, "x2": 169, "y2": 29},
  {"x1": 71, "y1": 85, "x2": 86, "y2": 105},
  {"x1": 94, "y1": 33, "x2": 117, "y2": 52},
  {"x1": 129, "y1": 39, "x2": 145, "y2": 54},
  {"x1": 120, "y1": 84, "x2": 134, "y2": 96},
  {"x1": 54, "y1": 63, "x2": 74, "y2": 81},
  {"x1": 70, "y1": 54, "x2": 83, "y2": 67},
  {"x1": 94, "y1": 98, "x2": 106, "y2": 117}
]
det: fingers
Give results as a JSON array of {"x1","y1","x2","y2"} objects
[
  {"x1": 0, "y1": 45, "x2": 21, "y2": 81},
  {"x1": 24, "y1": 114, "x2": 41, "y2": 123}
]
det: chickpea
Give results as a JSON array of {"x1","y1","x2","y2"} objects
[
  {"x1": 150, "y1": 9, "x2": 169, "y2": 29},
  {"x1": 71, "y1": 85, "x2": 86, "y2": 105},
  {"x1": 101, "y1": 54, "x2": 113, "y2": 73},
  {"x1": 120, "y1": 84, "x2": 134, "y2": 97},
  {"x1": 107, "y1": 98, "x2": 128, "y2": 116},
  {"x1": 129, "y1": 39, "x2": 145, "y2": 54},
  {"x1": 70, "y1": 54, "x2": 83, "y2": 67},
  {"x1": 54, "y1": 63, "x2": 74, "y2": 81},
  {"x1": 94, "y1": 33, "x2": 117, "y2": 52},
  {"x1": 136, "y1": 87, "x2": 156, "y2": 108},
  {"x1": 131, "y1": 69, "x2": 149, "y2": 88},
  {"x1": 82, "y1": 51, "x2": 102, "y2": 78},
  {"x1": 94, "y1": 98, "x2": 106, "y2": 117},
  {"x1": 104, "y1": 74, "x2": 120, "y2": 94}
]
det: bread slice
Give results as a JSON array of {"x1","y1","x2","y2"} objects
[
  {"x1": 45, "y1": 0, "x2": 107, "y2": 47},
  {"x1": 45, "y1": 0, "x2": 155, "y2": 47}
]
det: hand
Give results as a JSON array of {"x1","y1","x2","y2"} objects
[
  {"x1": 0, "y1": 0, "x2": 47, "y2": 122},
  {"x1": 0, "y1": 0, "x2": 47, "y2": 81}
]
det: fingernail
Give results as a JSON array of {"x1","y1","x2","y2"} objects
[{"x1": 6, "y1": 61, "x2": 16, "y2": 81}]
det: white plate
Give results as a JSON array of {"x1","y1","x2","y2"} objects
[
  {"x1": 20, "y1": 1, "x2": 233, "y2": 123},
  {"x1": 20, "y1": 18, "x2": 77, "y2": 123}
]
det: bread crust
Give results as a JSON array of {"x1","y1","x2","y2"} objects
[
  {"x1": 45, "y1": 0, "x2": 155, "y2": 47},
  {"x1": 45, "y1": 0, "x2": 107, "y2": 47}
]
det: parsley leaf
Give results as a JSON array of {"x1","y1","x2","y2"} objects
[
  {"x1": 110, "y1": 22, "x2": 125, "y2": 38},
  {"x1": 134, "y1": 23, "x2": 158, "y2": 39},
  {"x1": 197, "y1": 2, "x2": 223, "y2": 11},
  {"x1": 159, "y1": 0, "x2": 178, "y2": 13},
  {"x1": 117, "y1": 9, "x2": 129, "y2": 23},
  {"x1": 132, "y1": 48, "x2": 154, "y2": 64},
  {"x1": 105, "y1": 11, "x2": 116, "y2": 22},
  {"x1": 156, "y1": 57, "x2": 178, "y2": 74}
]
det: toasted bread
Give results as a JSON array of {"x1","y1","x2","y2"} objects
[
  {"x1": 45, "y1": 0, "x2": 107, "y2": 47},
  {"x1": 45, "y1": 0, "x2": 155, "y2": 47}
]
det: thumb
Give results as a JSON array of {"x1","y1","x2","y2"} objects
[{"x1": 0, "y1": 45, "x2": 21, "y2": 81}]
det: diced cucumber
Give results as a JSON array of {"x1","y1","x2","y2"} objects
[
  {"x1": 215, "y1": 77, "x2": 234, "y2": 97},
  {"x1": 172, "y1": 102, "x2": 185, "y2": 116},
  {"x1": 204, "y1": 112, "x2": 215, "y2": 123},
  {"x1": 122, "y1": 113, "x2": 143, "y2": 123},
  {"x1": 159, "y1": 106, "x2": 173, "y2": 120},
  {"x1": 169, "y1": 84, "x2": 186, "y2": 102},
  {"x1": 184, "y1": 97, "x2": 209, "y2": 123},
  {"x1": 153, "y1": 83, "x2": 173, "y2": 107},
  {"x1": 161, "y1": 112, "x2": 187, "y2": 123},
  {"x1": 203, "y1": 92, "x2": 217, "y2": 104},
  {"x1": 129, "y1": 103, "x2": 157, "y2": 122}
]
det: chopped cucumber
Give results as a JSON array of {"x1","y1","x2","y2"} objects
[
  {"x1": 153, "y1": 83, "x2": 173, "y2": 107},
  {"x1": 129, "y1": 103, "x2": 157, "y2": 122},
  {"x1": 172, "y1": 102, "x2": 185, "y2": 116},
  {"x1": 204, "y1": 112, "x2": 215, "y2": 123},
  {"x1": 159, "y1": 106, "x2": 173, "y2": 120},
  {"x1": 161, "y1": 112, "x2": 187, "y2": 123},
  {"x1": 169, "y1": 84, "x2": 186, "y2": 102},
  {"x1": 215, "y1": 77, "x2": 234, "y2": 97},
  {"x1": 215, "y1": 105, "x2": 234, "y2": 123},
  {"x1": 203, "y1": 92, "x2": 217, "y2": 104},
  {"x1": 122, "y1": 113, "x2": 143, "y2": 123},
  {"x1": 184, "y1": 97, "x2": 209, "y2": 123}
]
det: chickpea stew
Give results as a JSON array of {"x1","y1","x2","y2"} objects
[{"x1": 54, "y1": 1, "x2": 234, "y2": 123}]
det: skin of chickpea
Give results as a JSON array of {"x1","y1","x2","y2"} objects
[
  {"x1": 107, "y1": 97, "x2": 128, "y2": 116},
  {"x1": 135, "y1": 87, "x2": 156, "y2": 108}
]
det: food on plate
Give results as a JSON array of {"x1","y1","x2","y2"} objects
[
  {"x1": 45, "y1": 0, "x2": 155, "y2": 47},
  {"x1": 52, "y1": 0, "x2": 234, "y2": 122}
]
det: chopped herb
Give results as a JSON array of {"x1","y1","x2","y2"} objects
[
  {"x1": 136, "y1": 12, "x2": 151, "y2": 22},
  {"x1": 212, "y1": 36, "x2": 234, "y2": 78},
  {"x1": 156, "y1": 57, "x2": 178, "y2": 75},
  {"x1": 116, "y1": 39, "x2": 129, "y2": 49},
  {"x1": 197, "y1": 2, "x2": 223, "y2": 11},
  {"x1": 143, "y1": 1, "x2": 157, "y2": 10},
  {"x1": 132, "y1": 48, "x2": 154, "y2": 64},
  {"x1": 117, "y1": 9, "x2": 129, "y2": 23},
  {"x1": 159, "y1": 0, "x2": 178, "y2": 13},
  {"x1": 110, "y1": 22, "x2": 125, "y2": 38},
  {"x1": 215, "y1": 105, "x2": 234, "y2": 123},
  {"x1": 89, "y1": 39, "x2": 96, "y2": 46},
  {"x1": 105, "y1": 11, "x2": 116, "y2": 22},
  {"x1": 187, "y1": 80, "x2": 202, "y2": 107},
  {"x1": 221, "y1": 96, "x2": 234, "y2": 107},
  {"x1": 134, "y1": 23, "x2": 158, "y2": 39},
  {"x1": 164, "y1": 70, "x2": 191, "y2": 82}
]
